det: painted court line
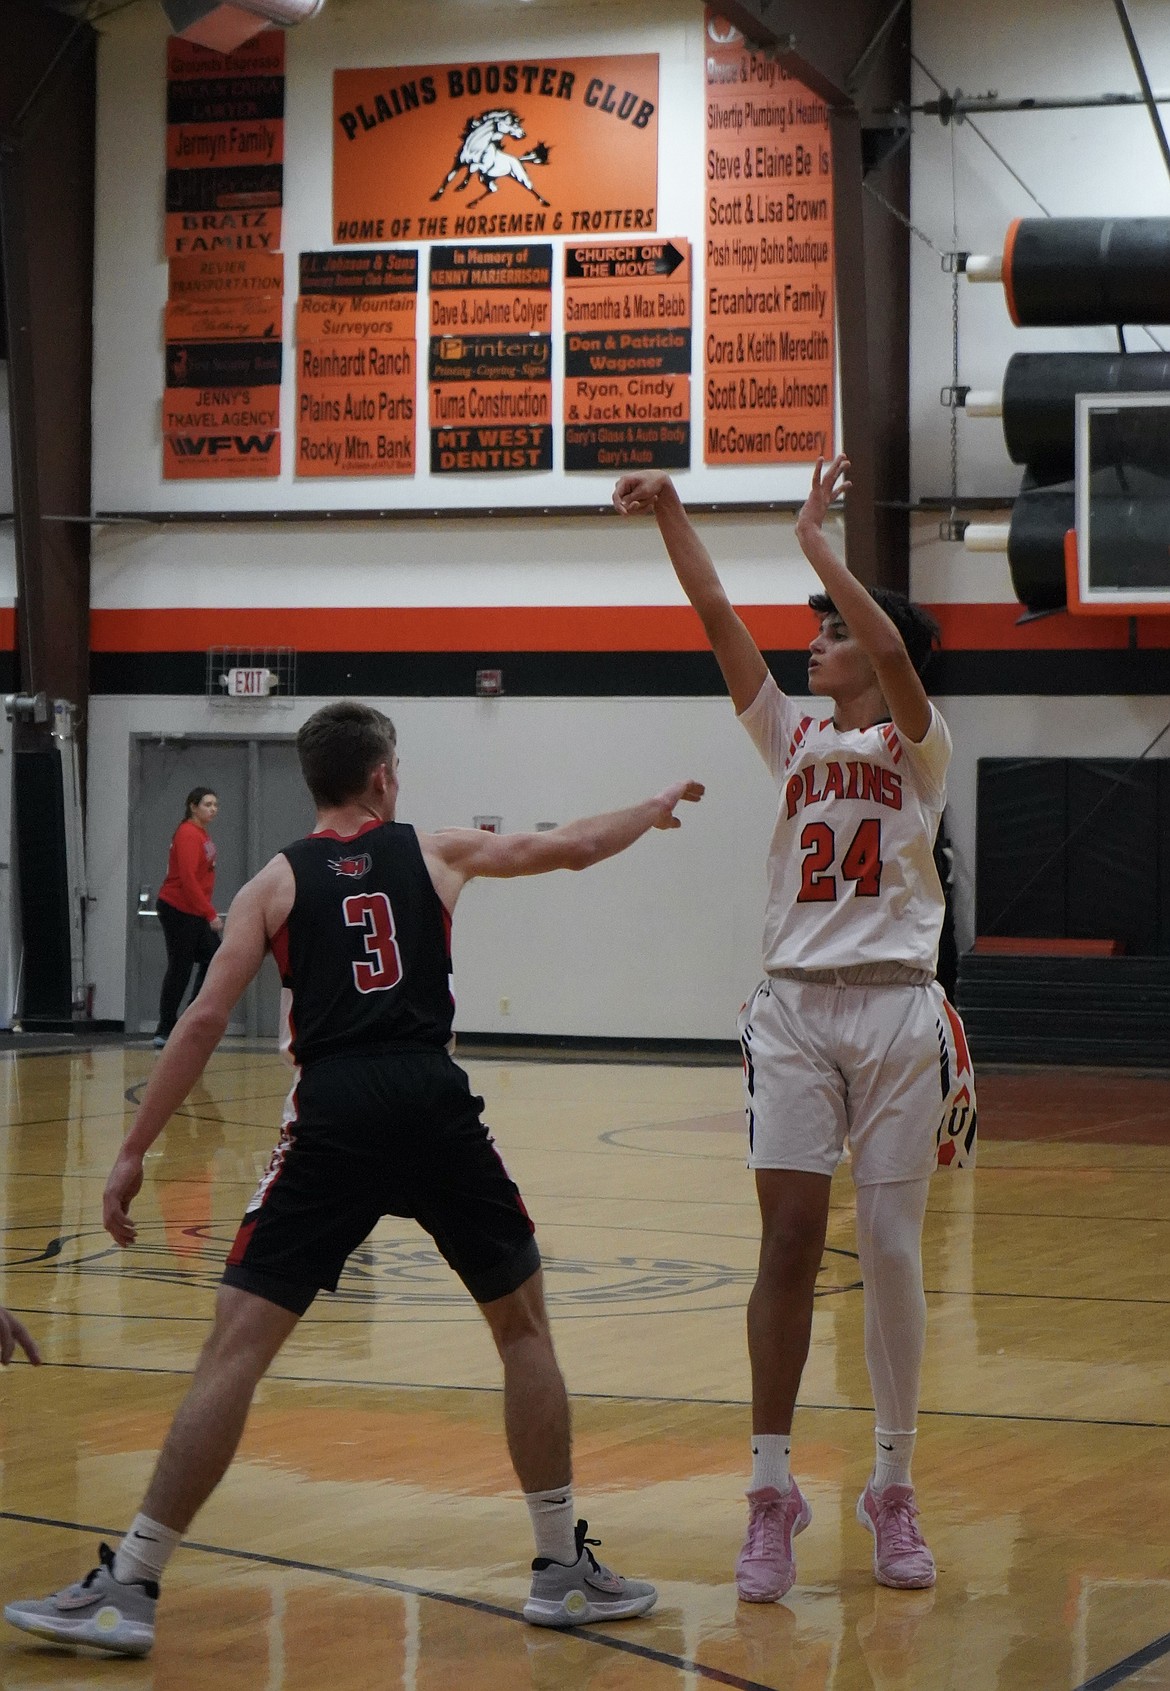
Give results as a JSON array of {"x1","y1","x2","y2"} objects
[{"x1": 0, "y1": 1509, "x2": 775, "y2": 1691}]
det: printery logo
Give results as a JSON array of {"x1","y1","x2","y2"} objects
[
  {"x1": 329, "y1": 852, "x2": 373, "y2": 879},
  {"x1": 171, "y1": 433, "x2": 278, "y2": 457}
]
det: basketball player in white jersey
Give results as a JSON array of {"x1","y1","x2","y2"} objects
[{"x1": 614, "y1": 455, "x2": 976, "y2": 1600}]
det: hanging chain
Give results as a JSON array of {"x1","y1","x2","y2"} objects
[
  {"x1": 861, "y1": 180, "x2": 947, "y2": 256},
  {"x1": 948, "y1": 123, "x2": 961, "y2": 524}
]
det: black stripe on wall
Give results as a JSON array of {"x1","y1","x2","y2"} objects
[{"x1": 89, "y1": 648, "x2": 1170, "y2": 698}]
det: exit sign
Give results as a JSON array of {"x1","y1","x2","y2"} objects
[{"x1": 225, "y1": 667, "x2": 276, "y2": 697}]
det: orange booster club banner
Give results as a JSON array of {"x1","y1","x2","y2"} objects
[
  {"x1": 333, "y1": 57, "x2": 658, "y2": 245},
  {"x1": 703, "y1": 11, "x2": 835, "y2": 465}
]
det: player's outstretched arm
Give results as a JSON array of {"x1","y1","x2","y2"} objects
[
  {"x1": 795, "y1": 455, "x2": 932, "y2": 742},
  {"x1": 103, "y1": 858, "x2": 294, "y2": 1246},
  {"x1": 421, "y1": 779, "x2": 704, "y2": 907},
  {"x1": 614, "y1": 472, "x2": 768, "y2": 714}
]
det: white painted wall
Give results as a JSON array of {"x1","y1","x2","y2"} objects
[
  {"x1": 82, "y1": 0, "x2": 1170, "y2": 1035},
  {"x1": 87, "y1": 690, "x2": 776, "y2": 1031}
]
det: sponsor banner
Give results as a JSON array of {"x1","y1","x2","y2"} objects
[
  {"x1": 166, "y1": 208, "x2": 283, "y2": 255},
  {"x1": 166, "y1": 120, "x2": 284, "y2": 170},
  {"x1": 297, "y1": 295, "x2": 417, "y2": 341},
  {"x1": 163, "y1": 384, "x2": 282, "y2": 431},
  {"x1": 166, "y1": 163, "x2": 283, "y2": 215},
  {"x1": 166, "y1": 76, "x2": 285, "y2": 127},
  {"x1": 296, "y1": 420, "x2": 415, "y2": 477},
  {"x1": 296, "y1": 248, "x2": 419, "y2": 477},
  {"x1": 168, "y1": 252, "x2": 284, "y2": 300},
  {"x1": 167, "y1": 33, "x2": 284, "y2": 81},
  {"x1": 427, "y1": 334, "x2": 551, "y2": 383},
  {"x1": 564, "y1": 421, "x2": 689, "y2": 472},
  {"x1": 300, "y1": 248, "x2": 418, "y2": 295},
  {"x1": 164, "y1": 301, "x2": 281, "y2": 342},
  {"x1": 430, "y1": 244, "x2": 552, "y2": 474},
  {"x1": 565, "y1": 327, "x2": 691, "y2": 378},
  {"x1": 163, "y1": 429, "x2": 281, "y2": 478},
  {"x1": 431, "y1": 379, "x2": 550, "y2": 429},
  {"x1": 298, "y1": 339, "x2": 417, "y2": 382},
  {"x1": 563, "y1": 238, "x2": 691, "y2": 471},
  {"x1": 430, "y1": 426, "x2": 552, "y2": 474},
  {"x1": 166, "y1": 339, "x2": 283, "y2": 388},
  {"x1": 333, "y1": 55, "x2": 658, "y2": 244},
  {"x1": 164, "y1": 33, "x2": 286, "y2": 479},
  {"x1": 703, "y1": 9, "x2": 834, "y2": 465}
]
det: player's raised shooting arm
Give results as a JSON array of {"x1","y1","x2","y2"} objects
[
  {"x1": 420, "y1": 780, "x2": 704, "y2": 907},
  {"x1": 613, "y1": 472, "x2": 768, "y2": 714},
  {"x1": 795, "y1": 455, "x2": 932, "y2": 743}
]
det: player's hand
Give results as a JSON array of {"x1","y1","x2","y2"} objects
[
  {"x1": 613, "y1": 471, "x2": 672, "y2": 515},
  {"x1": 211, "y1": 915, "x2": 225, "y2": 933},
  {"x1": 797, "y1": 454, "x2": 851, "y2": 532},
  {"x1": 0, "y1": 1308, "x2": 41, "y2": 1366},
  {"x1": 651, "y1": 779, "x2": 705, "y2": 829},
  {"x1": 103, "y1": 1150, "x2": 145, "y2": 1247}
]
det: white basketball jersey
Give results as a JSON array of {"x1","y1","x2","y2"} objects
[{"x1": 739, "y1": 673, "x2": 950, "y2": 973}]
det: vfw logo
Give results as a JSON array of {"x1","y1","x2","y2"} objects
[{"x1": 170, "y1": 433, "x2": 277, "y2": 458}]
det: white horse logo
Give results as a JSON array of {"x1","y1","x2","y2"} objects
[{"x1": 431, "y1": 108, "x2": 551, "y2": 207}]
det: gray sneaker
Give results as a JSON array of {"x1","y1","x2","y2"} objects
[
  {"x1": 4, "y1": 1544, "x2": 157, "y2": 1657},
  {"x1": 523, "y1": 1519, "x2": 657, "y2": 1628}
]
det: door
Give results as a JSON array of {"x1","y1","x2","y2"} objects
[{"x1": 126, "y1": 735, "x2": 310, "y2": 1039}]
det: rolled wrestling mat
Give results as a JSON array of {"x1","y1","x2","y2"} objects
[
  {"x1": 1006, "y1": 471, "x2": 1170, "y2": 611},
  {"x1": 999, "y1": 351, "x2": 1170, "y2": 478},
  {"x1": 1000, "y1": 218, "x2": 1170, "y2": 327}
]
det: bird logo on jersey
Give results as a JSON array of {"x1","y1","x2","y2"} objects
[{"x1": 328, "y1": 852, "x2": 372, "y2": 880}]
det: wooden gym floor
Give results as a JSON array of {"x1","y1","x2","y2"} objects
[{"x1": 1, "y1": 1045, "x2": 1169, "y2": 1690}]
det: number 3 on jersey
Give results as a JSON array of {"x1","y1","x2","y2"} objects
[
  {"x1": 342, "y1": 892, "x2": 403, "y2": 992},
  {"x1": 798, "y1": 818, "x2": 883, "y2": 902}
]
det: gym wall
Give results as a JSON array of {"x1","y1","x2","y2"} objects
[{"x1": 84, "y1": 0, "x2": 1170, "y2": 1035}]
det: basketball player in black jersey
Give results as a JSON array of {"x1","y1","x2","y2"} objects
[{"x1": 5, "y1": 701, "x2": 703, "y2": 1658}]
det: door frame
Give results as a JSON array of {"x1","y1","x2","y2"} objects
[{"x1": 125, "y1": 732, "x2": 297, "y2": 1039}]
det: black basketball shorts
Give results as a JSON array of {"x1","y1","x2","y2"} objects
[{"x1": 222, "y1": 1047, "x2": 540, "y2": 1315}]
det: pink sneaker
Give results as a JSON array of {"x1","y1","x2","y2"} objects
[
  {"x1": 857, "y1": 1481, "x2": 936, "y2": 1588},
  {"x1": 735, "y1": 1483, "x2": 812, "y2": 1602}
]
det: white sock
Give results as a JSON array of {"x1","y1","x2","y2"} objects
[
  {"x1": 750, "y1": 1434, "x2": 792, "y2": 1494},
  {"x1": 525, "y1": 1484, "x2": 577, "y2": 1565},
  {"x1": 113, "y1": 1513, "x2": 182, "y2": 1586},
  {"x1": 873, "y1": 1428, "x2": 916, "y2": 1492}
]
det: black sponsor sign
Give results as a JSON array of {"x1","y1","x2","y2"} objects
[
  {"x1": 166, "y1": 339, "x2": 283, "y2": 388},
  {"x1": 167, "y1": 77, "x2": 285, "y2": 126},
  {"x1": 428, "y1": 334, "x2": 552, "y2": 383},
  {"x1": 429, "y1": 243, "x2": 553, "y2": 291},
  {"x1": 430, "y1": 425, "x2": 552, "y2": 473},
  {"x1": 166, "y1": 164, "x2": 283, "y2": 213},
  {"x1": 564, "y1": 421, "x2": 688, "y2": 471},
  {"x1": 564, "y1": 239, "x2": 685, "y2": 280},
  {"x1": 564, "y1": 326, "x2": 690, "y2": 377}
]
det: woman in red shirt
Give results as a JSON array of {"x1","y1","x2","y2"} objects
[{"x1": 153, "y1": 788, "x2": 223, "y2": 1047}]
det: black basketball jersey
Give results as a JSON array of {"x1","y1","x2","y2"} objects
[{"x1": 270, "y1": 820, "x2": 454, "y2": 1064}]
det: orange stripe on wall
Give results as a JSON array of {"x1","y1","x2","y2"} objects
[{"x1": 88, "y1": 603, "x2": 1170, "y2": 654}]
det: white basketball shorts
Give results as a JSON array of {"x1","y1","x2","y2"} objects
[{"x1": 737, "y1": 974, "x2": 977, "y2": 1183}]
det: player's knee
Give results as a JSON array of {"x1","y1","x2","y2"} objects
[
  {"x1": 757, "y1": 1219, "x2": 823, "y2": 1285},
  {"x1": 482, "y1": 1276, "x2": 551, "y2": 1352}
]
